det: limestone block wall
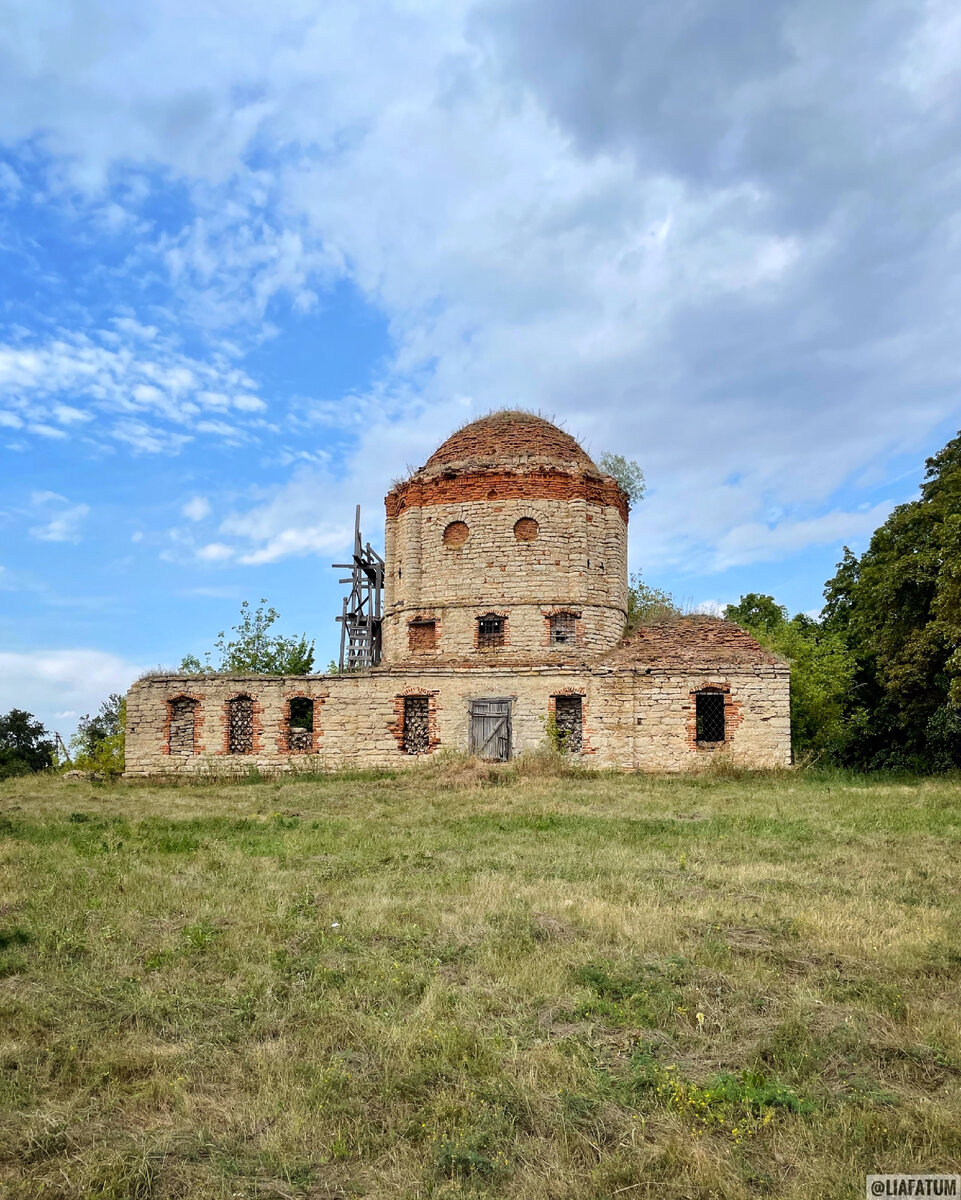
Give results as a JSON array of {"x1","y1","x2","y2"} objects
[
  {"x1": 125, "y1": 664, "x2": 790, "y2": 776},
  {"x1": 382, "y1": 495, "x2": 627, "y2": 661},
  {"x1": 387, "y1": 603, "x2": 626, "y2": 663}
]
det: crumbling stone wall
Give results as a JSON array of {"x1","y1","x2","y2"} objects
[{"x1": 126, "y1": 660, "x2": 790, "y2": 776}]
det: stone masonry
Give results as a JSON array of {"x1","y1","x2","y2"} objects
[{"x1": 126, "y1": 412, "x2": 791, "y2": 776}]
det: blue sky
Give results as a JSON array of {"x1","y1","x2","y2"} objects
[{"x1": 1, "y1": 0, "x2": 960, "y2": 737}]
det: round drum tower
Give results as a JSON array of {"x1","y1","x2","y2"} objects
[{"x1": 381, "y1": 411, "x2": 628, "y2": 663}]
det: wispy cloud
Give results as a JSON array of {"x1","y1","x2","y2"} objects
[
  {"x1": 0, "y1": 323, "x2": 267, "y2": 453},
  {"x1": 28, "y1": 492, "x2": 90, "y2": 543}
]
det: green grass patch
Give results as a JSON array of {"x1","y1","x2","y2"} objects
[{"x1": 1, "y1": 767, "x2": 960, "y2": 1197}]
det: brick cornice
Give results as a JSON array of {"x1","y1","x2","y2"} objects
[{"x1": 386, "y1": 468, "x2": 629, "y2": 522}]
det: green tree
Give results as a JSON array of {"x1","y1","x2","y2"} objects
[
  {"x1": 724, "y1": 593, "x2": 788, "y2": 636},
  {"x1": 181, "y1": 599, "x2": 315, "y2": 675},
  {"x1": 724, "y1": 596, "x2": 856, "y2": 763},
  {"x1": 625, "y1": 571, "x2": 680, "y2": 633},
  {"x1": 0, "y1": 709, "x2": 55, "y2": 779},
  {"x1": 598, "y1": 453, "x2": 646, "y2": 506},
  {"x1": 70, "y1": 694, "x2": 126, "y2": 777},
  {"x1": 822, "y1": 431, "x2": 961, "y2": 770}
]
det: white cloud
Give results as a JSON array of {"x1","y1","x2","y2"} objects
[
  {"x1": 0, "y1": 327, "x2": 268, "y2": 453},
  {"x1": 0, "y1": 650, "x2": 140, "y2": 738},
  {"x1": 182, "y1": 495, "x2": 212, "y2": 521},
  {"x1": 711, "y1": 503, "x2": 895, "y2": 571},
  {"x1": 0, "y1": 0, "x2": 958, "y2": 577},
  {"x1": 196, "y1": 542, "x2": 235, "y2": 562},
  {"x1": 28, "y1": 493, "x2": 90, "y2": 544}
]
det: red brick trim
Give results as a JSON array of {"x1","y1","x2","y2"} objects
[
  {"x1": 219, "y1": 692, "x2": 264, "y2": 756},
  {"x1": 685, "y1": 683, "x2": 743, "y2": 752},
  {"x1": 474, "y1": 610, "x2": 510, "y2": 651},
  {"x1": 541, "y1": 608, "x2": 583, "y2": 648},
  {"x1": 408, "y1": 615, "x2": 440, "y2": 653},
  {"x1": 278, "y1": 691, "x2": 328, "y2": 754},
  {"x1": 548, "y1": 689, "x2": 594, "y2": 755},
  {"x1": 388, "y1": 688, "x2": 441, "y2": 754},
  {"x1": 386, "y1": 468, "x2": 628, "y2": 523},
  {"x1": 162, "y1": 693, "x2": 205, "y2": 755}
]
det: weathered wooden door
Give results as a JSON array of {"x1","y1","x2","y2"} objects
[{"x1": 469, "y1": 699, "x2": 511, "y2": 761}]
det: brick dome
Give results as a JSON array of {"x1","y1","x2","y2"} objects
[{"x1": 424, "y1": 411, "x2": 597, "y2": 474}]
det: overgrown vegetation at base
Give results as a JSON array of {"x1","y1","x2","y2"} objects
[{"x1": 2, "y1": 767, "x2": 960, "y2": 1198}]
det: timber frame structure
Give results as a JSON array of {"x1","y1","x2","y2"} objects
[{"x1": 333, "y1": 505, "x2": 385, "y2": 671}]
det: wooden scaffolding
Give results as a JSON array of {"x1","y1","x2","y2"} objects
[{"x1": 333, "y1": 505, "x2": 384, "y2": 671}]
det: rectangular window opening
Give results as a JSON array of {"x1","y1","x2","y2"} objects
[
  {"x1": 169, "y1": 697, "x2": 198, "y2": 755},
  {"x1": 477, "y1": 615, "x2": 505, "y2": 649},
  {"x1": 695, "y1": 692, "x2": 726, "y2": 744},
  {"x1": 288, "y1": 697, "x2": 314, "y2": 753},
  {"x1": 402, "y1": 695, "x2": 430, "y2": 754},
  {"x1": 549, "y1": 612, "x2": 577, "y2": 646},
  {"x1": 408, "y1": 620, "x2": 437, "y2": 652},
  {"x1": 554, "y1": 695, "x2": 583, "y2": 753},
  {"x1": 228, "y1": 695, "x2": 254, "y2": 755}
]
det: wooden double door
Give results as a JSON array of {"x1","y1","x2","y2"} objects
[{"x1": 469, "y1": 698, "x2": 512, "y2": 761}]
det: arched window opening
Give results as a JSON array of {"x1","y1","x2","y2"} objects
[
  {"x1": 228, "y1": 695, "x2": 254, "y2": 755},
  {"x1": 695, "y1": 692, "x2": 726, "y2": 744},
  {"x1": 168, "y1": 697, "x2": 198, "y2": 755},
  {"x1": 402, "y1": 696, "x2": 430, "y2": 754},
  {"x1": 477, "y1": 614, "x2": 505, "y2": 649},
  {"x1": 408, "y1": 619, "x2": 437, "y2": 652},
  {"x1": 554, "y1": 695, "x2": 583, "y2": 753},
  {"x1": 288, "y1": 697, "x2": 314, "y2": 753},
  {"x1": 549, "y1": 612, "x2": 577, "y2": 646}
]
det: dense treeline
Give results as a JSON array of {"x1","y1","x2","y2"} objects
[{"x1": 722, "y1": 430, "x2": 961, "y2": 769}]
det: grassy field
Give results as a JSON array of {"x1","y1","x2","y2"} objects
[{"x1": 1, "y1": 757, "x2": 960, "y2": 1199}]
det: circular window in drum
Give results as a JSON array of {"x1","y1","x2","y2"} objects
[
  {"x1": 443, "y1": 521, "x2": 469, "y2": 548},
  {"x1": 514, "y1": 517, "x2": 539, "y2": 542}
]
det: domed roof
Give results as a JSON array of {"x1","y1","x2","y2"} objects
[{"x1": 424, "y1": 410, "x2": 597, "y2": 474}]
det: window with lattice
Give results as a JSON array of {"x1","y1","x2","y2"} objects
[
  {"x1": 477, "y1": 614, "x2": 505, "y2": 649},
  {"x1": 549, "y1": 612, "x2": 576, "y2": 646},
  {"x1": 554, "y1": 695, "x2": 583, "y2": 753},
  {"x1": 288, "y1": 697, "x2": 313, "y2": 752},
  {"x1": 408, "y1": 620, "x2": 437, "y2": 652},
  {"x1": 168, "y1": 697, "x2": 198, "y2": 755},
  {"x1": 695, "y1": 692, "x2": 726, "y2": 744},
  {"x1": 403, "y1": 695, "x2": 430, "y2": 754},
  {"x1": 228, "y1": 695, "x2": 254, "y2": 754}
]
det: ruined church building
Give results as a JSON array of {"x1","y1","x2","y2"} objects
[{"x1": 126, "y1": 412, "x2": 791, "y2": 774}]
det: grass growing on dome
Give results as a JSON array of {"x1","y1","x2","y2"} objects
[{"x1": 2, "y1": 767, "x2": 960, "y2": 1198}]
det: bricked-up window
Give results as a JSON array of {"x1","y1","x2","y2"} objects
[
  {"x1": 477, "y1": 614, "x2": 505, "y2": 649},
  {"x1": 408, "y1": 620, "x2": 437, "y2": 652},
  {"x1": 549, "y1": 612, "x2": 577, "y2": 645},
  {"x1": 514, "y1": 517, "x2": 539, "y2": 541},
  {"x1": 695, "y1": 692, "x2": 726, "y2": 744},
  {"x1": 402, "y1": 696, "x2": 430, "y2": 754},
  {"x1": 288, "y1": 698, "x2": 313, "y2": 753},
  {"x1": 443, "y1": 520, "x2": 469, "y2": 548},
  {"x1": 228, "y1": 695, "x2": 254, "y2": 754},
  {"x1": 554, "y1": 695, "x2": 583, "y2": 753},
  {"x1": 169, "y1": 697, "x2": 198, "y2": 755}
]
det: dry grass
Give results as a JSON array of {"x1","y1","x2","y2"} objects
[{"x1": 1, "y1": 764, "x2": 960, "y2": 1198}]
